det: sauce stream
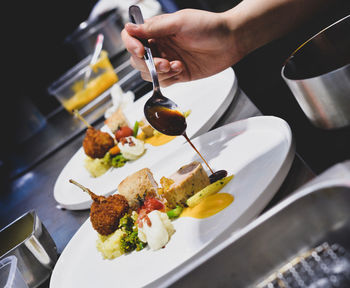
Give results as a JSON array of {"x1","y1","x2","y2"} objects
[{"x1": 145, "y1": 105, "x2": 227, "y2": 179}]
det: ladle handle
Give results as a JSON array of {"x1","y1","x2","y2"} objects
[{"x1": 129, "y1": 5, "x2": 160, "y2": 91}]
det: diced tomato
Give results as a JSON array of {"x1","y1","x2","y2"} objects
[
  {"x1": 137, "y1": 197, "x2": 165, "y2": 227},
  {"x1": 143, "y1": 198, "x2": 165, "y2": 212},
  {"x1": 115, "y1": 126, "x2": 133, "y2": 141}
]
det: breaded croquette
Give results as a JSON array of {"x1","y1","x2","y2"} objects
[
  {"x1": 83, "y1": 127, "x2": 115, "y2": 159},
  {"x1": 69, "y1": 180, "x2": 129, "y2": 235}
]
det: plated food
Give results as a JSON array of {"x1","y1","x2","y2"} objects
[
  {"x1": 50, "y1": 116, "x2": 294, "y2": 288},
  {"x1": 53, "y1": 68, "x2": 237, "y2": 210},
  {"x1": 79, "y1": 106, "x2": 189, "y2": 178},
  {"x1": 71, "y1": 160, "x2": 232, "y2": 260}
]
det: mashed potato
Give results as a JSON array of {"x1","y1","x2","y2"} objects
[
  {"x1": 84, "y1": 156, "x2": 111, "y2": 177},
  {"x1": 96, "y1": 229, "x2": 125, "y2": 259}
]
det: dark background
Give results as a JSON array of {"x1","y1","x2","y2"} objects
[{"x1": 3, "y1": 0, "x2": 350, "y2": 180}]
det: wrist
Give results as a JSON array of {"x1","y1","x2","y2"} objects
[{"x1": 220, "y1": 8, "x2": 251, "y2": 63}]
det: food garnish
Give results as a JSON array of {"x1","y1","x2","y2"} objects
[
  {"x1": 166, "y1": 206, "x2": 183, "y2": 219},
  {"x1": 115, "y1": 126, "x2": 134, "y2": 141},
  {"x1": 108, "y1": 145, "x2": 120, "y2": 156},
  {"x1": 119, "y1": 213, "x2": 146, "y2": 253},
  {"x1": 186, "y1": 175, "x2": 234, "y2": 208},
  {"x1": 133, "y1": 121, "x2": 139, "y2": 137}
]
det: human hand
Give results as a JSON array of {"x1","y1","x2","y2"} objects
[{"x1": 121, "y1": 9, "x2": 242, "y2": 87}]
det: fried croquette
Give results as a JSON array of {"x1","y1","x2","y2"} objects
[
  {"x1": 69, "y1": 180, "x2": 129, "y2": 235},
  {"x1": 83, "y1": 127, "x2": 115, "y2": 159},
  {"x1": 90, "y1": 194, "x2": 129, "y2": 235}
]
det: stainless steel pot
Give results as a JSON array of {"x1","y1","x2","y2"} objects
[
  {"x1": 0, "y1": 210, "x2": 58, "y2": 288},
  {"x1": 65, "y1": 8, "x2": 125, "y2": 60},
  {"x1": 282, "y1": 15, "x2": 350, "y2": 129}
]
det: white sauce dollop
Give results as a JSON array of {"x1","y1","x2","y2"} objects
[
  {"x1": 138, "y1": 210, "x2": 175, "y2": 250},
  {"x1": 118, "y1": 136, "x2": 145, "y2": 160}
]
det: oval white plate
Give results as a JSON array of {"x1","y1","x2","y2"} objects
[
  {"x1": 54, "y1": 68, "x2": 237, "y2": 210},
  {"x1": 50, "y1": 116, "x2": 295, "y2": 288}
]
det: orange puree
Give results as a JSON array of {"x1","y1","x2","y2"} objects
[
  {"x1": 144, "y1": 134, "x2": 176, "y2": 146},
  {"x1": 64, "y1": 70, "x2": 118, "y2": 112},
  {"x1": 181, "y1": 193, "x2": 234, "y2": 219}
]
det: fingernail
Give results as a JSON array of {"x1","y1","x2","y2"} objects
[
  {"x1": 126, "y1": 23, "x2": 139, "y2": 29},
  {"x1": 133, "y1": 48, "x2": 140, "y2": 56},
  {"x1": 159, "y1": 62, "x2": 169, "y2": 72},
  {"x1": 171, "y1": 62, "x2": 181, "y2": 72}
]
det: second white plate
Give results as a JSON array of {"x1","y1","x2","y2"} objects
[{"x1": 53, "y1": 68, "x2": 237, "y2": 210}]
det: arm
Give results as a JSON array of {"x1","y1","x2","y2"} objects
[
  {"x1": 223, "y1": 0, "x2": 333, "y2": 57},
  {"x1": 121, "y1": 0, "x2": 334, "y2": 86}
]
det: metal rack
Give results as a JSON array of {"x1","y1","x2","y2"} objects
[{"x1": 258, "y1": 242, "x2": 350, "y2": 288}]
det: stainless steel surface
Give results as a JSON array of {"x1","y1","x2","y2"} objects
[
  {"x1": 282, "y1": 15, "x2": 350, "y2": 129},
  {"x1": 170, "y1": 160, "x2": 350, "y2": 288},
  {"x1": 0, "y1": 211, "x2": 58, "y2": 288},
  {"x1": 257, "y1": 242, "x2": 350, "y2": 288},
  {"x1": 65, "y1": 9, "x2": 125, "y2": 59}
]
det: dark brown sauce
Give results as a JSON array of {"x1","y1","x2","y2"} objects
[
  {"x1": 146, "y1": 105, "x2": 227, "y2": 180},
  {"x1": 145, "y1": 105, "x2": 187, "y2": 136},
  {"x1": 183, "y1": 133, "x2": 214, "y2": 174},
  {"x1": 209, "y1": 170, "x2": 228, "y2": 183}
]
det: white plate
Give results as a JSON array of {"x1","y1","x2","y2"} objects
[
  {"x1": 50, "y1": 116, "x2": 295, "y2": 288},
  {"x1": 54, "y1": 68, "x2": 237, "y2": 210}
]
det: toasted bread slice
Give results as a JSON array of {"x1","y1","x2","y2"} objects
[
  {"x1": 104, "y1": 108, "x2": 129, "y2": 133},
  {"x1": 117, "y1": 168, "x2": 158, "y2": 210}
]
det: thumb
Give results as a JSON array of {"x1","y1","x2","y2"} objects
[{"x1": 125, "y1": 13, "x2": 180, "y2": 39}]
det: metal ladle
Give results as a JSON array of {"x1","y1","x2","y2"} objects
[
  {"x1": 128, "y1": 6, "x2": 227, "y2": 181},
  {"x1": 129, "y1": 5, "x2": 187, "y2": 136}
]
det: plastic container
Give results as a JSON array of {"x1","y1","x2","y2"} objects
[
  {"x1": 0, "y1": 256, "x2": 28, "y2": 288},
  {"x1": 48, "y1": 50, "x2": 118, "y2": 112}
]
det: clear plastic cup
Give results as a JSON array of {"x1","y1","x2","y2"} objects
[
  {"x1": 0, "y1": 256, "x2": 28, "y2": 288},
  {"x1": 48, "y1": 50, "x2": 118, "y2": 112}
]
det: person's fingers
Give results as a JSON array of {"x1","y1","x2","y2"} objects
[
  {"x1": 130, "y1": 56, "x2": 172, "y2": 73},
  {"x1": 139, "y1": 61, "x2": 184, "y2": 83},
  {"x1": 140, "y1": 69, "x2": 181, "y2": 83},
  {"x1": 121, "y1": 28, "x2": 144, "y2": 58},
  {"x1": 124, "y1": 13, "x2": 181, "y2": 40}
]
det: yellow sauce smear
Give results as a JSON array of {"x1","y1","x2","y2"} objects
[
  {"x1": 144, "y1": 134, "x2": 176, "y2": 146},
  {"x1": 181, "y1": 193, "x2": 234, "y2": 219},
  {"x1": 64, "y1": 70, "x2": 118, "y2": 112}
]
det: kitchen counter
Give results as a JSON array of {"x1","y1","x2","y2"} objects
[{"x1": 0, "y1": 83, "x2": 315, "y2": 287}]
